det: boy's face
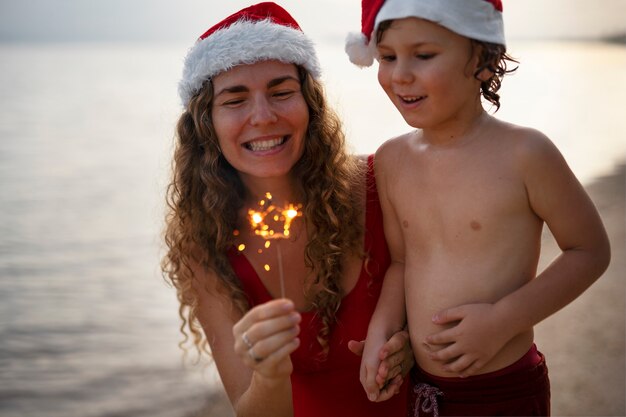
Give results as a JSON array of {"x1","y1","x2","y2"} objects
[{"x1": 376, "y1": 17, "x2": 483, "y2": 129}]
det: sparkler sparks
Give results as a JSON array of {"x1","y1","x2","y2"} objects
[{"x1": 237, "y1": 192, "x2": 302, "y2": 298}]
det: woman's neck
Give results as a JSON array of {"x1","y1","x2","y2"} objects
[{"x1": 240, "y1": 174, "x2": 301, "y2": 207}]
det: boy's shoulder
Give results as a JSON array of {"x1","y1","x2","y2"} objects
[
  {"x1": 488, "y1": 117, "x2": 567, "y2": 174},
  {"x1": 488, "y1": 117, "x2": 557, "y2": 156},
  {"x1": 489, "y1": 116, "x2": 546, "y2": 141},
  {"x1": 375, "y1": 130, "x2": 416, "y2": 156}
]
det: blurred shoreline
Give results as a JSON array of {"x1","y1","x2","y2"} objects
[
  {"x1": 194, "y1": 161, "x2": 626, "y2": 417},
  {"x1": 602, "y1": 33, "x2": 626, "y2": 45}
]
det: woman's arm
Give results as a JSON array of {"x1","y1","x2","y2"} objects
[{"x1": 194, "y1": 263, "x2": 301, "y2": 416}]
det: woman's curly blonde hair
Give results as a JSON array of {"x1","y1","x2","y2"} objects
[{"x1": 162, "y1": 65, "x2": 364, "y2": 358}]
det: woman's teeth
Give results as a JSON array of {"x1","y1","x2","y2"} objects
[{"x1": 246, "y1": 136, "x2": 285, "y2": 151}]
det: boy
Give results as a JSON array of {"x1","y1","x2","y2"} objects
[{"x1": 346, "y1": 0, "x2": 611, "y2": 415}]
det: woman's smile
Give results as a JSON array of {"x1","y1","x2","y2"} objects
[{"x1": 244, "y1": 135, "x2": 289, "y2": 152}]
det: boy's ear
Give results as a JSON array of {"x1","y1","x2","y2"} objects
[
  {"x1": 476, "y1": 68, "x2": 493, "y2": 82},
  {"x1": 468, "y1": 42, "x2": 489, "y2": 81}
]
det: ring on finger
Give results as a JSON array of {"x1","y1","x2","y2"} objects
[
  {"x1": 242, "y1": 331, "x2": 253, "y2": 349},
  {"x1": 248, "y1": 346, "x2": 263, "y2": 363}
]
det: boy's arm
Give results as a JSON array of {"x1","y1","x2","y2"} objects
[
  {"x1": 348, "y1": 329, "x2": 413, "y2": 397},
  {"x1": 359, "y1": 147, "x2": 408, "y2": 401},
  {"x1": 426, "y1": 131, "x2": 610, "y2": 376},
  {"x1": 361, "y1": 262, "x2": 406, "y2": 401}
]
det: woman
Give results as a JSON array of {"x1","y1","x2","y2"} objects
[{"x1": 162, "y1": 3, "x2": 410, "y2": 416}]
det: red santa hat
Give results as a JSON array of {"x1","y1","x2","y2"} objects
[
  {"x1": 179, "y1": 2, "x2": 321, "y2": 106},
  {"x1": 346, "y1": 0, "x2": 505, "y2": 67}
]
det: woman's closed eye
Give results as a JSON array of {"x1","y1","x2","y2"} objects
[
  {"x1": 271, "y1": 89, "x2": 298, "y2": 100},
  {"x1": 220, "y1": 97, "x2": 246, "y2": 107}
]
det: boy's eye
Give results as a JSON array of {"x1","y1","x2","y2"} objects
[
  {"x1": 379, "y1": 54, "x2": 396, "y2": 62},
  {"x1": 416, "y1": 53, "x2": 435, "y2": 60}
]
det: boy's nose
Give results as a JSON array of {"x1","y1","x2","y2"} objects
[
  {"x1": 392, "y1": 61, "x2": 415, "y2": 84},
  {"x1": 250, "y1": 96, "x2": 278, "y2": 125}
]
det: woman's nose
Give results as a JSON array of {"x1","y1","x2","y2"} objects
[{"x1": 249, "y1": 96, "x2": 278, "y2": 125}]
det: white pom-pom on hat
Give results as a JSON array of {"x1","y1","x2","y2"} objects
[{"x1": 345, "y1": 32, "x2": 375, "y2": 67}]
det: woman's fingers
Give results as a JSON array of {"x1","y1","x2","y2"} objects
[
  {"x1": 241, "y1": 311, "x2": 300, "y2": 347},
  {"x1": 249, "y1": 324, "x2": 300, "y2": 362},
  {"x1": 233, "y1": 298, "x2": 301, "y2": 371},
  {"x1": 377, "y1": 329, "x2": 413, "y2": 386},
  {"x1": 376, "y1": 374, "x2": 404, "y2": 402},
  {"x1": 376, "y1": 351, "x2": 403, "y2": 386},
  {"x1": 257, "y1": 336, "x2": 301, "y2": 369},
  {"x1": 233, "y1": 298, "x2": 295, "y2": 337},
  {"x1": 234, "y1": 300, "x2": 298, "y2": 346}
]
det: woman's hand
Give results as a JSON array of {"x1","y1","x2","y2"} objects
[
  {"x1": 233, "y1": 298, "x2": 301, "y2": 380},
  {"x1": 348, "y1": 329, "x2": 413, "y2": 401}
]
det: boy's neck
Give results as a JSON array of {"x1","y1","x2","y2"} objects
[{"x1": 420, "y1": 107, "x2": 489, "y2": 148}]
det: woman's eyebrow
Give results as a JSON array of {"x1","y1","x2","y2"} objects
[
  {"x1": 215, "y1": 75, "x2": 300, "y2": 97},
  {"x1": 214, "y1": 85, "x2": 248, "y2": 97},
  {"x1": 267, "y1": 75, "x2": 300, "y2": 88}
]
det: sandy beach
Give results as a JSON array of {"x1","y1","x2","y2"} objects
[
  {"x1": 196, "y1": 162, "x2": 626, "y2": 417},
  {"x1": 534, "y1": 162, "x2": 625, "y2": 416}
]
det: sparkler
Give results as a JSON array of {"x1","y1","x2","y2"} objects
[{"x1": 238, "y1": 192, "x2": 302, "y2": 298}]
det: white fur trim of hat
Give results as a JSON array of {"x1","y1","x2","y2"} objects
[
  {"x1": 179, "y1": 3, "x2": 321, "y2": 107},
  {"x1": 346, "y1": 0, "x2": 505, "y2": 68}
]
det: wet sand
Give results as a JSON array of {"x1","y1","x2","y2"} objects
[
  {"x1": 196, "y1": 163, "x2": 626, "y2": 417},
  {"x1": 535, "y1": 163, "x2": 625, "y2": 416}
]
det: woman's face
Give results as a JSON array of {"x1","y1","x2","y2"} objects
[{"x1": 211, "y1": 60, "x2": 309, "y2": 182}]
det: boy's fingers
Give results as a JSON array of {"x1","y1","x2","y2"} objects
[
  {"x1": 425, "y1": 327, "x2": 456, "y2": 345},
  {"x1": 432, "y1": 306, "x2": 465, "y2": 324},
  {"x1": 443, "y1": 355, "x2": 477, "y2": 376},
  {"x1": 429, "y1": 343, "x2": 461, "y2": 362},
  {"x1": 363, "y1": 367, "x2": 381, "y2": 401}
]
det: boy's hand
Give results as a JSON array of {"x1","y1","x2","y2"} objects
[
  {"x1": 425, "y1": 303, "x2": 512, "y2": 377},
  {"x1": 348, "y1": 330, "x2": 412, "y2": 401},
  {"x1": 358, "y1": 336, "x2": 386, "y2": 401}
]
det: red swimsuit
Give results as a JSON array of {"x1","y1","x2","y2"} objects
[{"x1": 227, "y1": 155, "x2": 408, "y2": 416}]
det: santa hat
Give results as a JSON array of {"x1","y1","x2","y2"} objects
[
  {"x1": 346, "y1": 0, "x2": 505, "y2": 67},
  {"x1": 179, "y1": 2, "x2": 321, "y2": 107}
]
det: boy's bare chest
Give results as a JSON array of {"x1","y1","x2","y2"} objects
[{"x1": 387, "y1": 150, "x2": 530, "y2": 243}]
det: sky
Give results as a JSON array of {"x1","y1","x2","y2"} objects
[{"x1": 1, "y1": 0, "x2": 625, "y2": 43}]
